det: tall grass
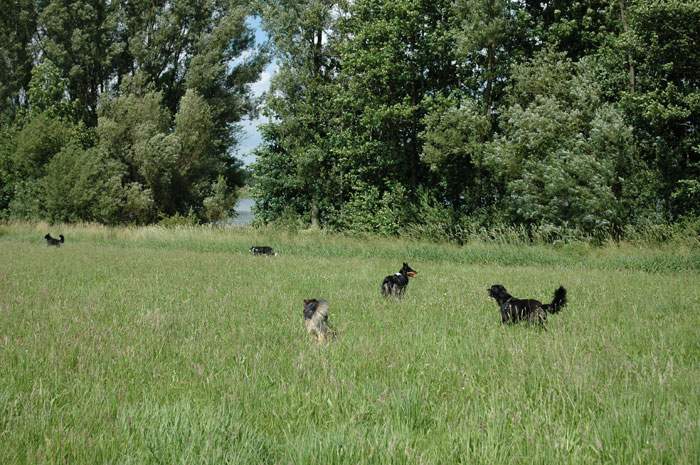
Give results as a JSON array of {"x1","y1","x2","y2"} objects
[{"x1": 1, "y1": 223, "x2": 698, "y2": 464}]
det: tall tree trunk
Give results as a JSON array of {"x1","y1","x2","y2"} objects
[
  {"x1": 620, "y1": 0, "x2": 636, "y2": 93},
  {"x1": 484, "y1": 42, "x2": 495, "y2": 115},
  {"x1": 310, "y1": 28, "x2": 324, "y2": 228},
  {"x1": 310, "y1": 199, "x2": 320, "y2": 229},
  {"x1": 409, "y1": 32, "x2": 420, "y2": 188},
  {"x1": 313, "y1": 29, "x2": 323, "y2": 77}
]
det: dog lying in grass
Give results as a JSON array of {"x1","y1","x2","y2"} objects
[
  {"x1": 250, "y1": 246, "x2": 277, "y2": 256},
  {"x1": 381, "y1": 262, "x2": 417, "y2": 297},
  {"x1": 487, "y1": 284, "x2": 567, "y2": 328},
  {"x1": 44, "y1": 234, "x2": 64, "y2": 247},
  {"x1": 303, "y1": 299, "x2": 334, "y2": 343}
]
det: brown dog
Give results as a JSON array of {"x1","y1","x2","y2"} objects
[{"x1": 303, "y1": 299, "x2": 334, "y2": 343}]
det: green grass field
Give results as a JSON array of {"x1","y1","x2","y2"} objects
[{"x1": 1, "y1": 223, "x2": 698, "y2": 464}]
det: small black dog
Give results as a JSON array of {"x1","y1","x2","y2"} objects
[
  {"x1": 44, "y1": 234, "x2": 64, "y2": 247},
  {"x1": 250, "y1": 246, "x2": 277, "y2": 256},
  {"x1": 303, "y1": 299, "x2": 334, "y2": 343},
  {"x1": 487, "y1": 284, "x2": 567, "y2": 327},
  {"x1": 381, "y1": 263, "x2": 417, "y2": 297}
]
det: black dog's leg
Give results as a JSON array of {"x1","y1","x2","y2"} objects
[
  {"x1": 529, "y1": 308, "x2": 547, "y2": 330},
  {"x1": 500, "y1": 304, "x2": 510, "y2": 324},
  {"x1": 537, "y1": 313, "x2": 548, "y2": 331}
]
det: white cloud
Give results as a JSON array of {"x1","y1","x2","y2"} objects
[
  {"x1": 237, "y1": 61, "x2": 278, "y2": 166},
  {"x1": 234, "y1": 15, "x2": 278, "y2": 166},
  {"x1": 250, "y1": 64, "x2": 276, "y2": 97}
]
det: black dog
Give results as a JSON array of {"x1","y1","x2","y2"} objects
[
  {"x1": 381, "y1": 263, "x2": 417, "y2": 297},
  {"x1": 303, "y1": 299, "x2": 334, "y2": 343},
  {"x1": 44, "y1": 234, "x2": 64, "y2": 247},
  {"x1": 487, "y1": 284, "x2": 567, "y2": 327},
  {"x1": 250, "y1": 246, "x2": 277, "y2": 256}
]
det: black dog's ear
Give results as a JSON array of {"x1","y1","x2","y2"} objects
[
  {"x1": 303, "y1": 299, "x2": 309, "y2": 305},
  {"x1": 403, "y1": 262, "x2": 408, "y2": 267}
]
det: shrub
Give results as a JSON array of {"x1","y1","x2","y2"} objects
[{"x1": 41, "y1": 145, "x2": 127, "y2": 224}]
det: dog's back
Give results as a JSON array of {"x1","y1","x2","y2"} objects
[
  {"x1": 44, "y1": 234, "x2": 64, "y2": 247},
  {"x1": 250, "y1": 246, "x2": 275, "y2": 256},
  {"x1": 381, "y1": 273, "x2": 408, "y2": 296},
  {"x1": 503, "y1": 298, "x2": 547, "y2": 325}
]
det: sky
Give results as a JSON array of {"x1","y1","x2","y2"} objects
[{"x1": 236, "y1": 17, "x2": 277, "y2": 166}]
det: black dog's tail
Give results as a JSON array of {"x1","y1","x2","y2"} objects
[
  {"x1": 543, "y1": 286, "x2": 567, "y2": 314},
  {"x1": 59, "y1": 234, "x2": 65, "y2": 243}
]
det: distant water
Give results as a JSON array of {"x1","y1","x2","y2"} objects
[{"x1": 231, "y1": 198, "x2": 255, "y2": 226}]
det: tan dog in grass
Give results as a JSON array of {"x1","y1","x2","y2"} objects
[{"x1": 303, "y1": 299, "x2": 334, "y2": 343}]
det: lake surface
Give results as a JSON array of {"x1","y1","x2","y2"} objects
[{"x1": 232, "y1": 198, "x2": 255, "y2": 225}]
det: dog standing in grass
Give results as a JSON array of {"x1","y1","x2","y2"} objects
[
  {"x1": 487, "y1": 284, "x2": 567, "y2": 328},
  {"x1": 381, "y1": 263, "x2": 417, "y2": 297},
  {"x1": 44, "y1": 234, "x2": 64, "y2": 247},
  {"x1": 303, "y1": 299, "x2": 334, "y2": 343},
  {"x1": 250, "y1": 246, "x2": 277, "y2": 256}
]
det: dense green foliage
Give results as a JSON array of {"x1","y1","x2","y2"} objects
[
  {"x1": 2, "y1": 0, "x2": 698, "y2": 236},
  {"x1": 253, "y1": 0, "x2": 700, "y2": 239},
  {"x1": 0, "y1": 0, "x2": 265, "y2": 223},
  {"x1": 1, "y1": 223, "x2": 698, "y2": 463}
]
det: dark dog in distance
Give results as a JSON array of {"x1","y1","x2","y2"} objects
[
  {"x1": 487, "y1": 284, "x2": 567, "y2": 328},
  {"x1": 250, "y1": 246, "x2": 277, "y2": 256},
  {"x1": 44, "y1": 234, "x2": 64, "y2": 247},
  {"x1": 303, "y1": 299, "x2": 334, "y2": 343},
  {"x1": 381, "y1": 263, "x2": 417, "y2": 297}
]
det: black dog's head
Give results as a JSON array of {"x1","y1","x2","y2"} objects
[
  {"x1": 303, "y1": 299, "x2": 319, "y2": 320},
  {"x1": 488, "y1": 284, "x2": 511, "y2": 305},
  {"x1": 44, "y1": 234, "x2": 51, "y2": 240},
  {"x1": 401, "y1": 262, "x2": 417, "y2": 278}
]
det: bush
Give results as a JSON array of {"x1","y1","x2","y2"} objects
[
  {"x1": 6, "y1": 180, "x2": 43, "y2": 220},
  {"x1": 482, "y1": 52, "x2": 647, "y2": 234},
  {"x1": 203, "y1": 176, "x2": 238, "y2": 223},
  {"x1": 12, "y1": 112, "x2": 76, "y2": 178},
  {"x1": 41, "y1": 145, "x2": 127, "y2": 224},
  {"x1": 332, "y1": 184, "x2": 410, "y2": 236},
  {"x1": 158, "y1": 210, "x2": 200, "y2": 228},
  {"x1": 122, "y1": 183, "x2": 155, "y2": 225}
]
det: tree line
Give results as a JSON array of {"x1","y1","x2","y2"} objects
[
  {"x1": 1, "y1": 0, "x2": 698, "y2": 240},
  {"x1": 252, "y1": 0, "x2": 699, "y2": 240},
  {"x1": 1, "y1": 0, "x2": 266, "y2": 224}
]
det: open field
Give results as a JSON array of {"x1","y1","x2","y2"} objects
[{"x1": 1, "y1": 223, "x2": 699, "y2": 464}]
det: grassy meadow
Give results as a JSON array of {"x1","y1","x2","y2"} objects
[{"x1": 0, "y1": 223, "x2": 699, "y2": 464}]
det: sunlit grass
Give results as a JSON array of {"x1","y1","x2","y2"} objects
[{"x1": 1, "y1": 223, "x2": 698, "y2": 464}]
